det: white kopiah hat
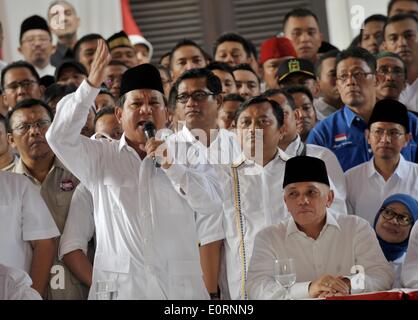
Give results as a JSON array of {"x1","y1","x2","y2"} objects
[{"x1": 129, "y1": 35, "x2": 153, "y2": 60}]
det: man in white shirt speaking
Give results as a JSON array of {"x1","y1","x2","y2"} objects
[
  {"x1": 247, "y1": 156, "x2": 394, "y2": 299},
  {"x1": 46, "y1": 40, "x2": 222, "y2": 299}
]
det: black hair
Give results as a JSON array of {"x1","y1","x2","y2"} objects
[
  {"x1": 285, "y1": 85, "x2": 314, "y2": 103},
  {"x1": 383, "y1": 13, "x2": 418, "y2": 36},
  {"x1": 335, "y1": 46, "x2": 377, "y2": 73},
  {"x1": 207, "y1": 61, "x2": 236, "y2": 80},
  {"x1": 168, "y1": 85, "x2": 178, "y2": 111},
  {"x1": 223, "y1": 93, "x2": 245, "y2": 104},
  {"x1": 232, "y1": 63, "x2": 260, "y2": 85},
  {"x1": 1, "y1": 61, "x2": 40, "y2": 90},
  {"x1": 283, "y1": 8, "x2": 320, "y2": 31},
  {"x1": 6, "y1": 99, "x2": 54, "y2": 133},
  {"x1": 235, "y1": 95, "x2": 284, "y2": 128},
  {"x1": 169, "y1": 39, "x2": 208, "y2": 68},
  {"x1": 173, "y1": 68, "x2": 222, "y2": 95},
  {"x1": 154, "y1": 64, "x2": 172, "y2": 82},
  {"x1": 315, "y1": 49, "x2": 340, "y2": 77},
  {"x1": 94, "y1": 106, "x2": 116, "y2": 127},
  {"x1": 318, "y1": 41, "x2": 339, "y2": 54},
  {"x1": 246, "y1": 38, "x2": 258, "y2": 60},
  {"x1": 74, "y1": 33, "x2": 104, "y2": 60},
  {"x1": 98, "y1": 86, "x2": 115, "y2": 100},
  {"x1": 43, "y1": 83, "x2": 77, "y2": 105},
  {"x1": 360, "y1": 14, "x2": 388, "y2": 40},
  {"x1": 213, "y1": 32, "x2": 252, "y2": 58},
  {"x1": 263, "y1": 88, "x2": 297, "y2": 110},
  {"x1": 348, "y1": 34, "x2": 362, "y2": 49},
  {"x1": 159, "y1": 51, "x2": 171, "y2": 65},
  {"x1": 388, "y1": 0, "x2": 418, "y2": 16}
]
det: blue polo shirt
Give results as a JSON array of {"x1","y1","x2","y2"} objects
[{"x1": 306, "y1": 106, "x2": 418, "y2": 172}]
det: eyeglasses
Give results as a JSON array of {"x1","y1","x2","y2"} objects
[
  {"x1": 376, "y1": 67, "x2": 405, "y2": 79},
  {"x1": 370, "y1": 128, "x2": 405, "y2": 140},
  {"x1": 21, "y1": 36, "x2": 51, "y2": 46},
  {"x1": 380, "y1": 206, "x2": 412, "y2": 226},
  {"x1": 336, "y1": 70, "x2": 374, "y2": 83},
  {"x1": 175, "y1": 90, "x2": 215, "y2": 104},
  {"x1": 4, "y1": 80, "x2": 38, "y2": 92},
  {"x1": 12, "y1": 119, "x2": 51, "y2": 135}
]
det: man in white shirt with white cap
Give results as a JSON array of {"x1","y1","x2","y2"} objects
[{"x1": 129, "y1": 34, "x2": 153, "y2": 65}]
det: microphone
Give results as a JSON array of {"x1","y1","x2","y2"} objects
[{"x1": 143, "y1": 121, "x2": 161, "y2": 167}]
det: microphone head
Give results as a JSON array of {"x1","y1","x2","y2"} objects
[{"x1": 143, "y1": 121, "x2": 156, "y2": 139}]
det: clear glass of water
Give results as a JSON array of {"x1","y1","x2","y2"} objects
[
  {"x1": 96, "y1": 280, "x2": 118, "y2": 300},
  {"x1": 273, "y1": 258, "x2": 296, "y2": 300}
]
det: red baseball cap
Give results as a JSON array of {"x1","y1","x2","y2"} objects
[{"x1": 259, "y1": 36, "x2": 297, "y2": 65}]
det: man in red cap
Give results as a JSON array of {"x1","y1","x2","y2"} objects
[{"x1": 259, "y1": 37, "x2": 297, "y2": 90}]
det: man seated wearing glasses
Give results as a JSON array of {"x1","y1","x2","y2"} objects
[
  {"x1": 307, "y1": 47, "x2": 418, "y2": 172},
  {"x1": 345, "y1": 99, "x2": 418, "y2": 226},
  {"x1": 6, "y1": 99, "x2": 86, "y2": 300}
]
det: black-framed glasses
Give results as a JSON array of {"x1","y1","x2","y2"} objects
[
  {"x1": 175, "y1": 90, "x2": 215, "y2": 104},
  {"x1": 4, "y1": 80, "x2": 38, "y2": 92},
  {"x1": 370, "y1": 128, "x2": 405, "y2": 140},
  {"x1": 12, "y1": 119, "x2": 51, "y2": 135},
  {"x1": 379, "y1": 206, "x2": 412, "y2": 226},
  {"x1": 336, "y1": 70, "x2": 374, "y2": 83}
]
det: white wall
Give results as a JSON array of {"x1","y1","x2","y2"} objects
[
  {"x1": 0, "y1": 0, "x2": 122, "y2": 62},
  {"x1": 326, "y1": 0, "x2": 390, "y2": 50}
]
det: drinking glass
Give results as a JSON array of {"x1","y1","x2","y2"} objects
[{"x1": 273, "y1": 258, "x2": 296, "y2": 300}]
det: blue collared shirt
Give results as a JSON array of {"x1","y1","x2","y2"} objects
[{"x1": 307, "y1": 106, "x2": 418, "y2": 172}]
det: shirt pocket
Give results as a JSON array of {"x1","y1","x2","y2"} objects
[{"x1": 167, "y1": 260, "x2": 207, "y2": 300}]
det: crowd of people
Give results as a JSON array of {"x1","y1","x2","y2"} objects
[{"x1": 1, "y1": 0, "x2": 418, "y2": 300}]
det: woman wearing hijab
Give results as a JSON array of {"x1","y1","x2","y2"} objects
[{"x1": 373, "y1": 194, "x2": 418, "y2": 288}]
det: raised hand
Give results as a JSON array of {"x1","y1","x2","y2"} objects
[{"x1": 87, "y1": 39, "x2": 112, "y2": 88}]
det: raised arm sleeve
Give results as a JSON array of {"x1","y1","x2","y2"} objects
[{"x1": 45, "y1": 80, "x2": 102, "y2": 187}]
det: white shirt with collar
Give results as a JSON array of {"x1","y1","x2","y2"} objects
[
  {"x1": 284, "y1": 135, "x2": 348, "y2": 216},
  {"x1": 46, "y1": 80, "x2": 223, "y2": 300},
  {"x1": 399, "y1": 78, "x2": 418, "y2": 114},
  {"x1": 220, "y1": 148, "x2": 292, "y2": 300},
  {"x1": 167, "y1": 125, "x2": 241, "y2": 245},
  {"x1": 247, "y1": 214, "x2": 394, "y2": 299},
  {"x1": 313, "y1": 97, "x2": 339, "y2": 121},
  {"x1": 0, "y1": 264, "x2": 42, "y2": 300},
  {"x1": 35, "y1": 64, "x2": 56, "y2": 78},
  {"x1": 345, "y1": 155, "x2": 418, "y2": 225},
  {"x1": 401, "y1": 222, "x2": 418, "y2": 288},
  {"x1": 59, "y1": 134, "x2": 118, "y2": 260},
  {"x1": 0, "y1": 171, "x2": 60, "y2": 273}
]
